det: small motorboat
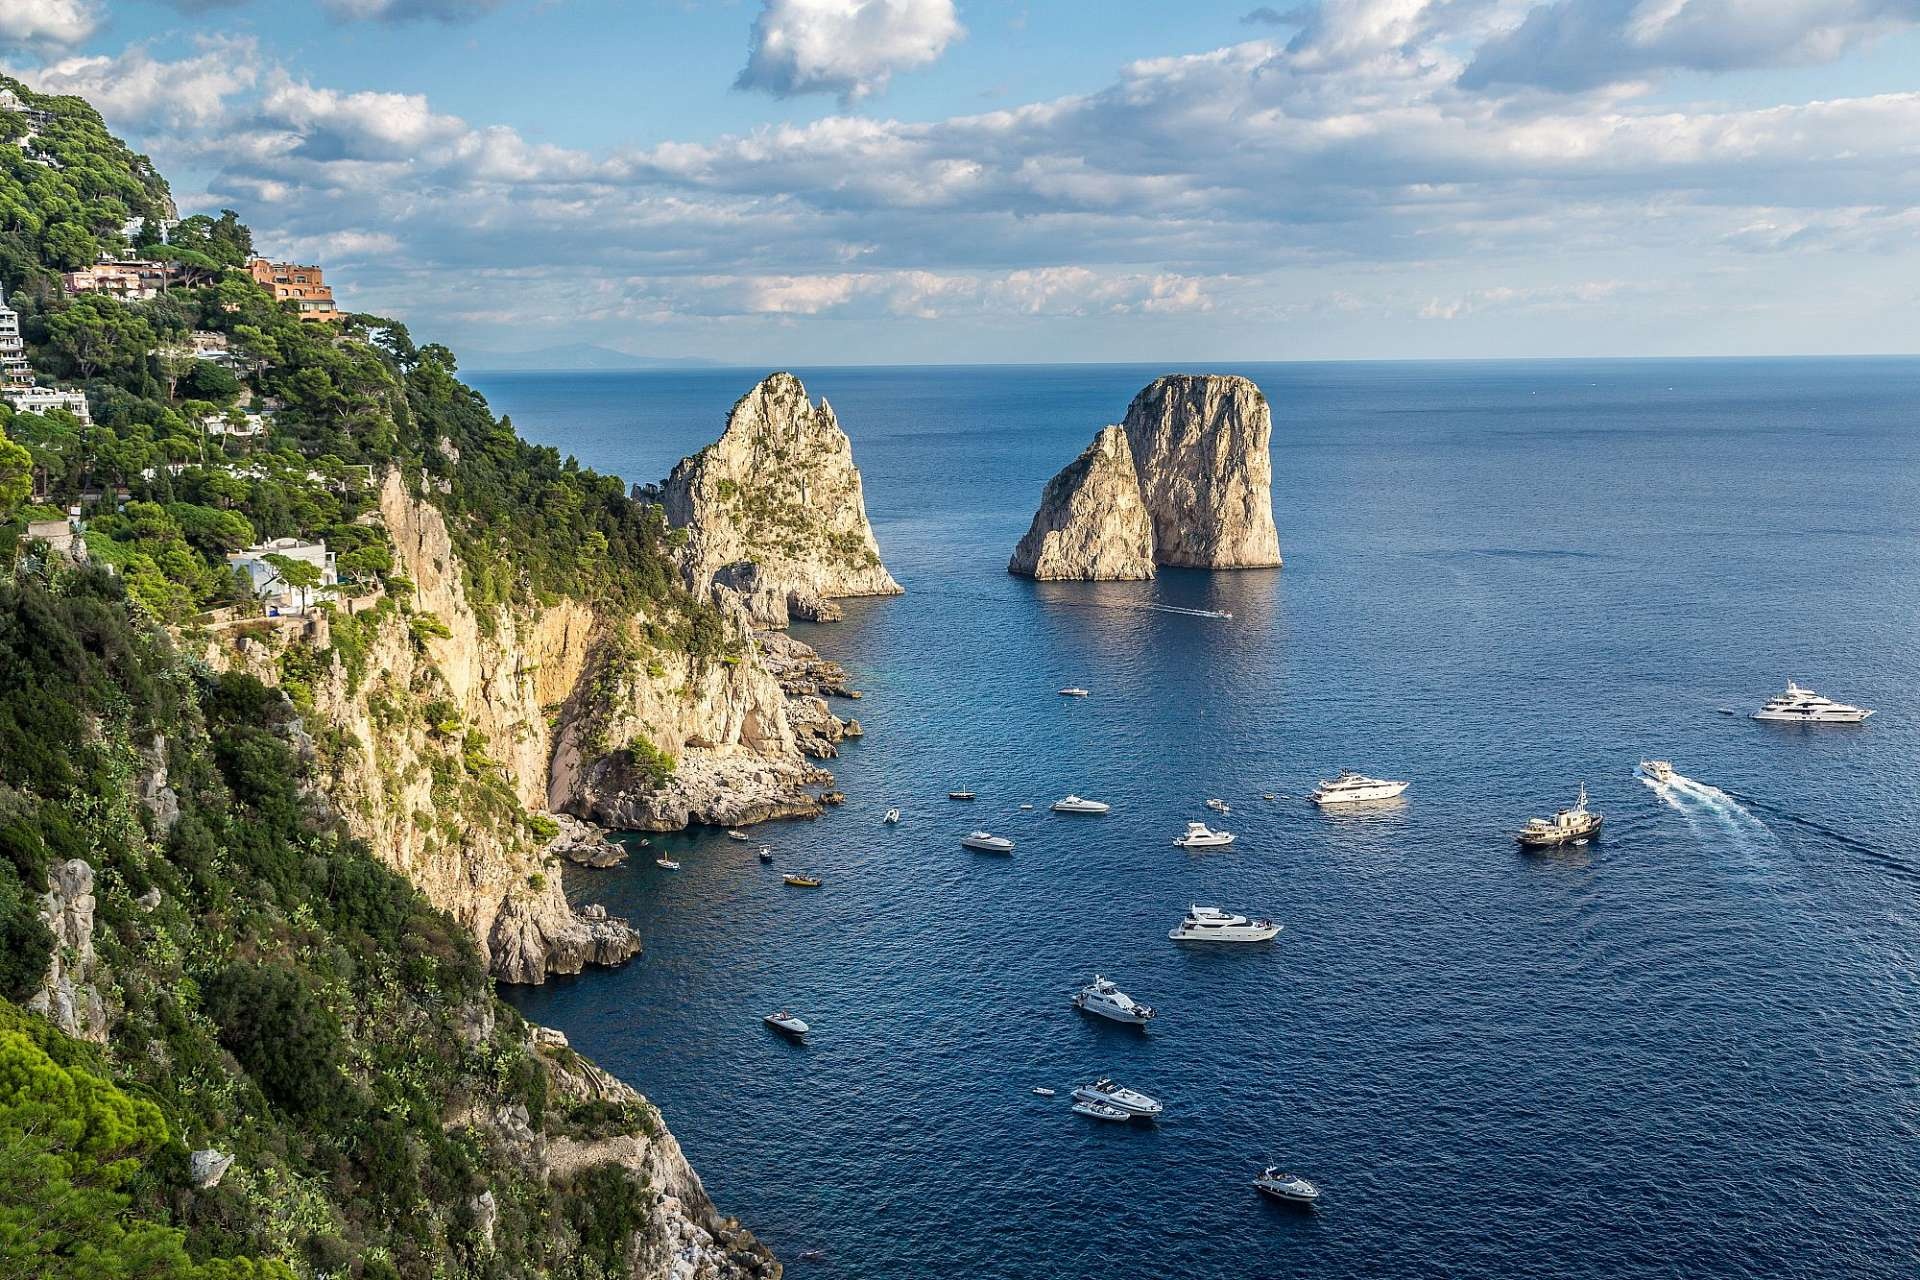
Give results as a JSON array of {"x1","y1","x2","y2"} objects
[
  {"x1": 1059, "y1": 687, "x2": 1090, "y2": 698},
  {"x1": 1071, "y1": 1078, "x2": 1162, "y2": 1118},
  {"x1": 783, "y1": 873, "x2": 823, "y2": 888},
  {"x1": 1051, "y1": 795, "x2": 1110, "y2": 815},
  {"x1": 1638, "y1": 759, "x2": 1676, "y2": 785},
  {"x1": 1174, "y1": 821, "x2": 1235, "y2": 849},
  {"x1": 961, "y1": 831, "x2": 1014, "y2": 854},
  {"x1": 655, "y1": 857, "x2": 680, "y2": 870},
  {"x1": 1205, "y1": 797, "x2": 1230, "y2": 813},
  {"x1": 1032, "y1": 1086, "x2": 1057, "y2": 1097},
  {"x1": 1019, "y1": 802, "x2": 1035, "y2": 810},
  {"x1": 757, "y1": 847, "x2": 773, "y2": 863},
  {"x1": 948, "y1": 789, "x2": 976, "y2": 801},
  {"x1": 1253, "y1": 1167, "x2": 1320, "y2": 1204},
  {"x1": 1071, "y1": 1099, "x2": 1132, "y2": 1123},
  {"x1": 726, "y1": 829, "x2": 750, "y2": 842},
  {"x1": 1262, "y1": 793, "x2": 1277, "y2": 801},
  {"x1": 883, "y1": 808, "x2": 901, "y2": 824},
  {"x1": 763, "y1": 1011, "x2": 810, "y2": 1037}
]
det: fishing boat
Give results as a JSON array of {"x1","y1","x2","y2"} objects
[
  {"x1": 1173, "y1": 821, "x2": 1234, "y2": 849},
  {"x1": 654, "y1": 857, "x2": 680, "y2": 870},
  {"x1": 757, "y1": 848, "x2": 773, "y2": 864},
  {"x1": 782, "y1": 873, "x2": 823, "y2": 888},
  {"x1": 948, "y1": 789, "x2": 976, "y2": 801},
  {"x1": 726, "y1": 829, "x2": 750, "y2": 842},
  {"x1": 1516, "y1": 784, "x2": 1603, "y2": 848}
]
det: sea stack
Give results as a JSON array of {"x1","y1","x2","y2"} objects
[
  {"x1": 1006, "y1": 426, "x2": 1155, "y2": 580},
  {"x1": 1008, "y1": 374, "x2": 1281, "y2": 579},
  {"x1": 638, "y1": 372, "x2": 902, "y2": 619}
]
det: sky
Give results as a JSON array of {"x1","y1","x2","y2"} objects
[{"x1": 3, "y1": 0, "x2": 1919, "y2": 366}]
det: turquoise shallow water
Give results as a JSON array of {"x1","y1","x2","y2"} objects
[{"x1": 481, "y1": 360, "x2": 1920, "y2": 1279}]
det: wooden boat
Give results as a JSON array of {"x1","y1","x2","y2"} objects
[
  {"x1": 783, "y1": 873, "x2": 823, "y2": 888},
  {"x1": 948, "y1": 789, "x2": 976, "y2": 801},
  {"x1": 726, "y1": 829, "x2": 750, "y2": 841}
]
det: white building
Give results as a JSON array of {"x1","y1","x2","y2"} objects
[
  {"x1": 227, "y1": 537, "x2": 337, "y2": 615},
  {"x1": 0, "y1": 284, "x2": 30, "y2": 388},
  {"x1": 21, "y1": 517, "x2": 86, "y2": 565},
  {"x1": 4, "y1": 386, "x2": 90, "y2": 424},
  {"x1": 205, "y1": 411, "x2": 270, "y2": 439}
]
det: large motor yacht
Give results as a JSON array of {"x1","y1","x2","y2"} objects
[
  {"x1": 1253, "y1": 1168, "x2": 1321, "y2": 1204},
  {"x1": 1072, "y1": 976, "x2": 1155, "y2": 1025},
  {"x1": 1071, "y1": 1078, "x2": 1163, "y2": 1119},
  {"x1": 1637, "y1": 759, "x2": 1676, "y2": 785},
  {"x1": 1310, "y1": 770, "x2": 1409, "y2": 806},
  {"x1": 1752, "y1": 681, "x2": 1872, "y2": 724},
  {"x1": 1168, "y1": 905, "x2": 1281, "y2": 943},
  {"x1": 961, "y1": 831, "x2": 1015, "y2": 854},
  {"x1": 1173, "y1": 822, "x2": 1235, "y2": 849},
  {"x1": 1052, "y1": 795, "x2": 1110, "y2": 815},
  {"x1": 1516, "y1": 784, "x2": 1603, "y2": 848}
]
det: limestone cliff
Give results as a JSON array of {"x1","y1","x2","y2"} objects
[
  {"x1": 1123, "y1": 374, "x2": 1281, "y2": 569},
  {"x1": 638, "y1": 372, "x2": 901, "y2": 615},
  {"x1": 1008, "y1": 374, "x2": 1282, "y2": 579},
  {"x1": 1006, "y1": 426, "x2": 1156, "y2": 580}
]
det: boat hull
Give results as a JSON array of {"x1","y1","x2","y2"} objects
[
  {"x1": 1073, "y1": 996, "x2": 1152, "y2": 1025},
  {"x1": 1168, "y1": 924, "x2": 1280, "y2": 943},
  {"x1": 1752, "y1": 708, "x2": 1871, "y2": 723},
  {"x1": 1312, "y1": 780, "x2": 1409, "y2": 805},
  {"x1": 962, "y1": 839, "x2": 1014, "y2": 854}
]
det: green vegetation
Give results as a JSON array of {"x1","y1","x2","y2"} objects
[{"x1": 622, "y1": 735, "x2": 677, "y2": 789}]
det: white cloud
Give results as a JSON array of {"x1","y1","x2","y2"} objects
[
  {"x1": 1463, "y1": 0, "x2": 1920, "y2": 90},
  {"x1": 736, "y1": 0, "x2": 963, "y2": 102},
  {"x1": 319, "y1": 0, "x2": 509, "y2": 23},
  {"x1": 0, "y1": 0, "x2": 102, "y2": 48},
  {"x1": 26, "y1": 39, "x2": 260, "y2": 130}
]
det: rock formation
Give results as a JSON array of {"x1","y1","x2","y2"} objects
[
  {"x1": 27, "y1": 858, "x2": 108, "y2": 1043},
  {"x1": 1006, "y1": 426, "x2": 1155, "y2": 580},
  {"x1": 1009, "y1": 374, "x2": 1282, "y2": 579},
  {"x1": 638, "y1": 372, "x2": 901, "y2": 617}
]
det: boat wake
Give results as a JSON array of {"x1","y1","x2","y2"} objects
[
  {"x1": 1132, "y1": 603, "x2": 1233, "y2": 620},
  {"x1": 1641, "y1": 769, "x2": 1777, "y2": 865}
]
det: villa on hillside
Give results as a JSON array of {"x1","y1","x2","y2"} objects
[
  {"x1": 0, "y1": 285, "x2": 32, "y2": 388},
  {"x1": 227, "y1": 537, "x2": 338, "y2": 614},
  {"x1": 247, "y1": 258, "x2": 341, "y2": 321},
  {"x1": 204, "y1": 410, "x2": 271, "y2": 439},
  {"x1": 21, "y1": 516, "x2": 87, "y2": 566},
  {"x1": 4, "y1": 386, "x2": 91, "y2": 424},
  {"x1": 64, "y1": 260, "x2": 171, "y2": 301}
]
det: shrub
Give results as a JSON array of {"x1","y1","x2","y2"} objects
[{"x1": 201, "y1": 961, "x2": 353, "y2": 1120}]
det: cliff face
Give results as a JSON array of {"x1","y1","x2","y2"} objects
[
  {"x1": 641, "y1": 372, "x2": 902, "y2": 614},
  {"x1": 1008, "y1": 374, "x2": 1282, "y2": 580},
  {"x1": 1006, "y1": 426, "x2": 1156, "y2": 580},
  {"x1": 1122, "y1": 374, "x2": 1281, "y2": 569}
]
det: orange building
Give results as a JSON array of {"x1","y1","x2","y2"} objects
[{"x1": 247, "y1": 257, "x2": 341, "y2": 321}]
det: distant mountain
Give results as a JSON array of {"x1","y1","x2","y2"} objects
[{"x1": 463, "y1": 342, "x2": 720, "y2": 372}]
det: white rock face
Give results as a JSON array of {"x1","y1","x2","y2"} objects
[
  {"x1": 27, "y1": 858, "x2": 108, "y2": 1043},
  {"x1": 1007, "y1": 426, "x2": 1155, "y2": 580},
  {"x1": 1122, "y1": 374, "x2": 1281, "y2": 569},
  {"x1": 640, "y1": 372, "x2": 902, "y2": 612},
  {"x1": 1009, "y1": 374, "x2": 1282, "y2": 579}
]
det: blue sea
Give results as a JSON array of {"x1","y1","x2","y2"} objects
[{"x1": 477, "y1": 360, "x2": 1920, "y2": 1280}]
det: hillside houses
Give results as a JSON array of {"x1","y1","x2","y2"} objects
[{"x1": 227, "y1": 536, "x2": 338, "y2": 614}]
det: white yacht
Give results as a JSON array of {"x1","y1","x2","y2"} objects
[
  {"x1": 1205, "y1": 797, "x2": 1231, "y2": 814},
  {"x1": 1310, "y1": 770, "x2": 1409, "y2": 806},
  {"x1": 961, "y1": 831, "x2": 1015, "y2": 854},
  {"x1": 655, "y1": 857, "x2": 680, "y2": 870},
  {"x1": 1752, "y1": 681, "x2": 1872, "y2": 724},
  {"x1": 1052, "y1": 795, "x2": 1110, "y2": 815},
  {"x1": 883, "y1": 808, "x2": 901, "y2": 824},
  {"x1": 763, "y1": 1011, "x2": 809, "y2": 1037},
  {"x1": 1173, "y1": 822, "x2": 1235, "y2": 849},
  {"x1": 1072, "y1": 976, "x2": 1155, "y2": 1025},
  {"x1": 1071, "y1": 1099, "x2": 1132, "y2": 1122},
  {"x1": 1168, "y1": 905, "x2": 1281, "y2": 943},
  {"x1": 1059, "y1": 687, "x2": 1090, "y2": 698},
  {"x1": 1253, "y1": 1168, "x2": 1320, "y2": 1204},
  {"x1": 1071, "y1": 1078, "x2": 1162, "y2": 1119},
  {"x1": 1637, "y1": 759, "x2": 1676, "y2": 785}
]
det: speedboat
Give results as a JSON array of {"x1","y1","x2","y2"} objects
[
  {"x1": 1059, "y1": 687, "x2": 1090, "y2": 698},
  {"x1": 1310, "y1": 770, "x2": 1409, "y2": 805},
  {"x1": 655, "y1": 857, "x2": 680, "y2": 870},
  {"x1": 948, "y1": 789, "x2": 976, "y2": 801},
  {"x1": 1637, "y1": 759, "x2": 1676, "y2": 785},
  {"x1": 1052, "y1": 795, "x2": 1110, "y2": 815},
  {"x1": 1205, "y1": 797, "x2": 1230, "y2": 814},
  {"x1": 1517, "y1": 784, "x2": 1603, "y2": 848},
  {"x1": 961, "y1": 831, "x2": 1014, "y2": 854},
  {"x1": 1072, "y1": 976, "x2": 1155, "y2": 1025},
  {"x1": 758, "y1": 847, "x2": 774, "y2": 864},
  {"x1": 1070, "y1": 1099, "x2": 1132, "y2": 1122},
  {"x1": 1173, "y1": 822, "x2": 1234, "y2": 849},
  {"x1": 783, "y1": 873, "x2": 823, "y2": 888},
  {"x1": 1168, "y1": 905, "x2": 1281, "y2": 943},
  {"x1": 1752, "y1": 680, "x2": 1872, "y2": 724},
  {"x1": 1071, "y1": 1078, "x2": 1162, "y2": 1119},
  {"x1": 883, "y1": 808, "x2": 901, "y2": 824},
  {"x1": 1032, "y1": 1086, "x2": 1057, "y2": 1097},
  {"x1": 1253, "y1": 1168, "x2": 1320, "y2": 1204},
  {"x1": 726, "y1": 829, "x2": 750, "y2": 842},
  {"x1": 763, "y1": 1011, "x2": 809, "y2": 1037}
]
